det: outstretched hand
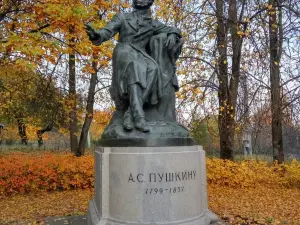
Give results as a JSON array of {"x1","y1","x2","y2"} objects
[
  {"x1": 85, "y1": 23, "x2": 97, "y2": 40},
  {"x1": 165, "y1": 33, "x2": 177, "y2": 49}
]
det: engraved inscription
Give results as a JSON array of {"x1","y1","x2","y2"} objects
[
  {"x1": 128, "y1": 170, "x2": 196, "y2": 183},
  {"x1": 128, "y1": 171, "x2": 196, "y2": 195},
  {"x1": 128, "y1": 173, "x2": 145, "y2": 182},
  {"x1": 145, "y1": 186, "x2": 184, "y2": 195}
]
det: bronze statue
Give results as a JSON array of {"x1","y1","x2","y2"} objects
[{"x1": 86, "y1": 0, "x2": 184, "y2": 137}]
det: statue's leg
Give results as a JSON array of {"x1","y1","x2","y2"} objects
[
  {"x1": 142, "y1": 60, "x2": 159, "y2": 103},
  {"x1": 128, "y1": 83, "x2": 150, "y2": 132},
  {"x1": 123, "y1": 109, "x2": 134, "y2": 131}
]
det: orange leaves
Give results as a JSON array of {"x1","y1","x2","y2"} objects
[
  {"x1": 0, "y1": 153, "x2": 300, "y2": 224},
  {"x1": 206, "y1": 158, "x2": 300, "y2": 189},
  {"x1": 1, "y1": 0, "x2": 127, "y2": 68},
  {"x1": 1, "y1": 152, "x2": 299, "y2": 197},
  {"x1": 0, "y1": 152, "x2": 94, "y2": 196}
]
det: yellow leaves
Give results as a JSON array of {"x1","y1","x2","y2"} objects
[
  {"x1": 237, "y1": 30, "x2": 244, "y2": 37},
  {"x1": 209, "y1": 33, "x2": 215, "y2": 40},
  {"x1": 236, "y1": 29, "x2": 250, "y2": 38},
  {"x1": 0, "y1": 189, "x2": 94, "y2": 224},
  {"x1": 244, "y1": 17, "x2": 251, "y2": 23},
  {"x1": 82, "y1": 64, "x2": 97, "y2": 74},
  {"x1": 176, "y1": 85, "x2": 203, "y2": 103},
  {"x1": 90, "y1": 110, "x2": 112, "y2": 139},
  {"x1": 207, "y1": 158, "x2": 300, "y2": 189},
  {"x1": 0, "y1": 154, "x2": 300, "y2": 224},
  {"x1": 267, "y1": 4, "x2": 273, "y2": 10},
  {"x1": 197, "y1": 48, "x2": 204, "y2": 55},
  {"x1": 1, "y1": 0, "x2": 127, "y2": 68},
  {"x1": 209, "y1": 185, "x2": 300, "y2": 225},
  {"x1": 219, "y1": 103, "x2": 234, "y2": 117}
]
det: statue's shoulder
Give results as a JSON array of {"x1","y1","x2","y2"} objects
[
  {"x1": 111, "y1": 12, "x2": 132, "y2": 22},
  {"x1": 152, "y1": 19, "x2": 163, "y2": 27},
  {"x1": 123, "y1": 12, "x2": 134, "y2": 20},
  {"x1": 112, "y1": 12, "x2": 123, "y2": 19}
]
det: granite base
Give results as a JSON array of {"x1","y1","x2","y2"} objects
[{"x1": 87, "y1": 145, "x2": 218, "y2": 225}]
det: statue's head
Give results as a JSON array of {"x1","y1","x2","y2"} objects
[{"x1": 132, "y1": 0, "x2": 154, "y2": 9}]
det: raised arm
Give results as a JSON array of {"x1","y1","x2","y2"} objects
[{"x1": 86, "y1": 13, "x2": 122, "y2": 46}]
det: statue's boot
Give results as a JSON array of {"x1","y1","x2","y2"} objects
[
  {"x1": 123, "y1": 109, "x2": 133, "y2": 131},
  {"x1": 128, "y1": 83, "x2": 150, "y2": 132},
  {"x1": 134, "y1": 116, "x2": 150, "y2": 132}
]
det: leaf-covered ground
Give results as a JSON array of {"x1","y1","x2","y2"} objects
[
  {"x1": 1, "y1": 186, "x2": 300, "y2": 225},
  {"x1": 208, "y1": 186, "x2": 300, "y2": 224},
  {"x1": 0, "y1": 190, "x2": 93, "y2": 225}
]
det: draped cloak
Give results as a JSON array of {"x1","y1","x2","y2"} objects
[{"x1": 91, "y1": 10, "x2": 182, "y2": 113}]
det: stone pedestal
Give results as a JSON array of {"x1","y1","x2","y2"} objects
[{"x1": 87, "y1": 145, "x2": 218, "y2": 225}]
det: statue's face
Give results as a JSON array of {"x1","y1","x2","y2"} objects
[{"x1": 132, "y1": 0, "x2": 154, "y2": 9}]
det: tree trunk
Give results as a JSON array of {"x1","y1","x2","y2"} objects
[
  {"x1": 17, "y1": 118, "x2": 28, "y2": 144},
  {"x1": 68, "y1": 28, "x2": 78, "y2": 153},
  {"x1": 69, "y1": 51, "x2": 78, "y2": 153},
  {"x1": 216, "y1": 0, "x2": 244, "y2": 160},
  {"x1": 216, "y1": 0, "x2": 231, "y2": 160},
  {"x1": 37, "y1": 123, "x2": 53, "y2": 147},
  {"x1": 0, "y1": 124, "x2": 3, "y2": 144},
  {"x1": 241, "y1": 74, "x2": 252, "y2": 156},
  {"x1": 269, "y1": 0, "x2": 284, "y2": 163},
  {"x1": 77, "y1": 56, "x2": 98, "y2": 156}
]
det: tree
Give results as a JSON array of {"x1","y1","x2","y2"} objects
[
  {"x1": 215, "y1": 0, "x2": 247, "y2": 159},
  {"x1": 77, "y1": 55, "x2": 98, "y2": 156},
  {"x1": 0, "y1": 64, "x2": 68, "y2": 144},
  {"x1": 268, "y1": 0, "x2": 284, "y2": 163}
]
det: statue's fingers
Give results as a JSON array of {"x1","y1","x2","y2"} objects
[
  {"x1": 168, "y1": 39, "x2": 175, "y2": 49},
  {"x1": 86, "y1": 30, "x2": 92, "y2": 36},
  {"x1": 164, "y1": 39, "x2": 170, "y2": 47},
  {"x1": 85, "y1": 23, "x2": 92, "y2": 29}
]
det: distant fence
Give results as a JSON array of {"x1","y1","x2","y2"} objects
[{"x1": 0, "y1": 140, "x2": 70, "y2": 151}]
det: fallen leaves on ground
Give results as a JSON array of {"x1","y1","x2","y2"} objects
[
  {"x1": 1, "y1": 186, "x2": 300, "y2": 225},
  {"x1": 0, "y1": 189, "x2": 93, "y2": 225},
  {"x1": 208, "y1": 185, "x2": 300, "y2": 224}
]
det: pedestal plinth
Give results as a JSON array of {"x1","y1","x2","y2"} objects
[{"x1": 87, "y1": 145, "x2": 218, "y2": 225}]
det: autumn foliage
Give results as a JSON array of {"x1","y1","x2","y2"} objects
[
  {"x1": 206, "y1": 158, "x2": 300, "y2": 189},
  {"x1": 1, "y1": 152, "x2": 300, "y2": 196},
  {"x1": 0, "y1": 152, "x2": 94, "y2": 195}
]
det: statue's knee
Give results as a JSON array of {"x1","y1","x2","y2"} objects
[{"x1": 148, "y1": 62, "x2": 159, "y2": 73}]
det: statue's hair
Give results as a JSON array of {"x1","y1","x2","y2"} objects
[{"x1": 132, "y1": 0, "x2": 154, "y2": 9}]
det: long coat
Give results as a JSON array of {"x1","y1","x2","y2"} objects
[{"x1": 91, "y1": 9, "x2": 182, "y2": 110}]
